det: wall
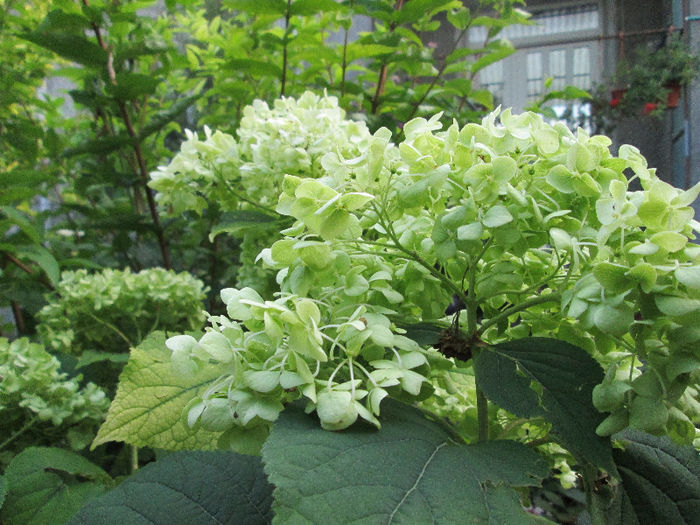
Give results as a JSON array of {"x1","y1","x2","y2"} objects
[{"x1": 687, "y1": 0, "x2": 700, "y2": 218}]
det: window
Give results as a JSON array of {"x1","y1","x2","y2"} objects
[{"x1": 471, "y1": 2, "x2": 601, "y2": 119}]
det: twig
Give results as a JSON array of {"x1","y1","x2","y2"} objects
[
  {"x1": 281, "y1": 0, "x2": 292, "y2": 96},
  {"x1": 11, "y1": 300, "x2": 26, "y2": 334},
  {"x1": 371, "y1": 0, "x2": 405, "y2": 114}
]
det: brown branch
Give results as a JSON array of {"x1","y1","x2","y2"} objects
[
  {"x1": 4, "y1": 252, "x2": 55, "y2": 290},
  {"x1": 83, "y1": 0, "x2": 171, "y2": 269},
  {"x1": 280, "y1": 0, "x2": 292, "y2": 96},
  {"x1": 371, "y1": 0, "x2": 404, "y2": 114},
  {"x1": 11, "y1": 301, "x2": 26, "y2": 334},
  {"x1": 403, "y1": 24, "x2": 472, "y2": 125}
]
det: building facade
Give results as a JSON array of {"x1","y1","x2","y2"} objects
[{"x1": 464, "y1": 0, "x2": 699, "y2": 216}]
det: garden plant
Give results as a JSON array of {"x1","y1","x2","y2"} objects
[{"x1": 1, "y1": 1, "x2": 699, "y2": 525}]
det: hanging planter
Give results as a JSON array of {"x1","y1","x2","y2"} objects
[
  {"x1": 592, "y1": 34, "x2": 699, "y2": 128},
  {"x1": 665, "y1": 82, "x2": 682, "y2": 108},
  {"x1": 610, "y1": 88, "x2": 627, "y2": 108}
]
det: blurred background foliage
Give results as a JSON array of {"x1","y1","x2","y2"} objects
[{"x1": 1, "y1": 0, "x2": 536, "y2": 336}]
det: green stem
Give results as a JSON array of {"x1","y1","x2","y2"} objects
[
  {"x1": 87, "y1": 312, "x2": 134, "y2": 348},
  {"x1": 581, "y1": 463, "x2": 608, "y2": 525},
  {"x1": 0, "y1": 417, "x2": 37, "y2": 451},
  {"x1": 221, "y1": 179, "x2": 282, "y2": 216},
  {"x1": 131, "y1": 445, "x2": 139, "y2": 472},
  {"x1": 371, "y1": 203, "x2": 467, "y2": 306},
  {"x1": 476, "y1": 382, "x2": 489, "y2": 442},
  {"x1": 479, "y1": 293, "x2": 561, "y2": 334}
]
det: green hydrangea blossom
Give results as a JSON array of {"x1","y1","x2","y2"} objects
[
  {"x1": 37, "y1": 268, "x2": 207, "y2": 355},
  {"x1": 150, "y1": 91, "x2": 373, "y2": 293},
  {"x1": 164, "y1": 96, "x2": 700, "y2": 446},
  {"x1": 0, "y1": 338, "x2": 109, "y2": 460}
]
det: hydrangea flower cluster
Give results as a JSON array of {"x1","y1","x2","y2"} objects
[
  {"x1": 163, "y1": 94, "x2": 699, "y2": 445},
  {"x1": 0, "y1": 338, "x2": 109, "y2": 456},
  {"x1": 38, "y1": 268, "x2": 207, "y2": 355},
  {"x1": 149, "y1": 92, "x2": 373, "y2": 293}
]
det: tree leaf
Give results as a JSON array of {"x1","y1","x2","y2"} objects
[
  {"x1": 474, "y1": 338, "x2": 614, "y2": 472},
  {"x1": 345, "y1": 43, "x2": 396, "y2": 64},
  {"x1": 16, "y1": 245, "x2": 60, "y2": 286},
  {"x1": 69, "y1": 451, "x2": 273, "y2": 525},
  {"x1": 0, "y1": 447, "x2": 112, "y2": 525},
  {"x1": 209, "y1": 210, "x2": 284, "y2": 241},
  {"x1": 139, "y1": 94, "x2": 201, "y2": 140},
  {"x1": 603, "y1": 429, "x2": 700, "y2": 525},
  {"x1": 289, "y1": 0, "x2": 341, "y2": 16},
  {"x1": 224, "y1": 59, "x2": 282, "y2": 77},
  {"x1": 0, "y1": 207, "x2": 42, "y2": 243},
  {"x1": 262, "y1": 399, "x2": 551, "y2": 524},
  {"x1": 91, "y1": 331, "x2": 223, "y2": 451},
  {"x1": 225, "y1": 0, "x2": 287, "y2": 15},
  {"x1": 62, "y1": 135, "x2": 133, "y2": 157},
  {"x1": 21, "y1": 32, "x2": 107, "y2": 67},
  {"x1": 106, "y1": 72, "x2": 160, "y2": 100}
]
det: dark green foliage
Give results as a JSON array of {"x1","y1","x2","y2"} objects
[
  {"x1": 603, "y1": 429, "x2": 700, "y2": 525},
  {"x1": 0, "y1": 447, "x2": 112, "y2": 525},
  {"x1": 475, "y1": 338, "x2": 615, "y2": 472},
  {"x1": 262, "y1": 399, "x2": 551, "y2": 524},
  {"x1": 69, "y1": 451, "x2": 273, "y2": 525}
]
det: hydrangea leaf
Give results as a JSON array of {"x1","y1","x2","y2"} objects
[
  {"x1": 92, "y1": 332, "x2": 222, "y2": 451},
  {"x1": 474, "y1": 338, "x2": 614, "y2": 472},
  {"x1": 0, "y1": 447, "x2": 112, "y2": 525},
  {"x1": 601, "y1": 429, "x2": 700, "y2": 525},
  {"x1": 262, "y1": 400, "x2": 551, "y2": 524},
  {"x1": 69, "y1": 451, "x2": 272, "y2": 525}
]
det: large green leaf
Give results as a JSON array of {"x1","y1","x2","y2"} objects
[
  {"x1": 604, "y1": 429, "x2": 700, "y2": 525},
  {"x1": 92, "y1": 331, "x2": 223, "y2": 451},
  {"x1": 262, "y1": 400, "x2": 551, "y2": 524},
  {"x1": 0, "y1": 447, "x2": 112, "y2": 525},
  {"x1": 69, "y1": 451, "x2": 273, "y2": 525},
  {"x1": 474, "y1": 338, "x2": 614, "y2": 472}
]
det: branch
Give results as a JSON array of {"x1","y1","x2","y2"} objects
[
  {"x1": 371, "y1": 0, "x2": 405, "y2": 114},
  {"x1": 83, "y1": 0, "x2": 171, "y2": 269},
  {"x1": 4, "y1": 252, "x2": 55, "y2": 290},
  {"x1": 281, "y1": 0, "x2": 292, "y2": 96},
  {"x1": 479, "y1": 293, "x2": 562, "y2": 333}
]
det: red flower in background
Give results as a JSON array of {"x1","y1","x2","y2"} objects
[{"x1": 643, "y1": 102, "x2": 658, "y2": 114}]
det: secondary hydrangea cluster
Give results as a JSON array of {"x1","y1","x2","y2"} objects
[
  {"x1": 0, "y1": 338, "x2": 109, "y2": 457},
  {"x1": 149, "y1": 91, "x2": 372, "y2": 293},
  {"x1": 38, "y1": 268, "x2": 207, "y2": 355},
  {"x1": 164, "y1": 96, "x2": 699, "y2": 445}
]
